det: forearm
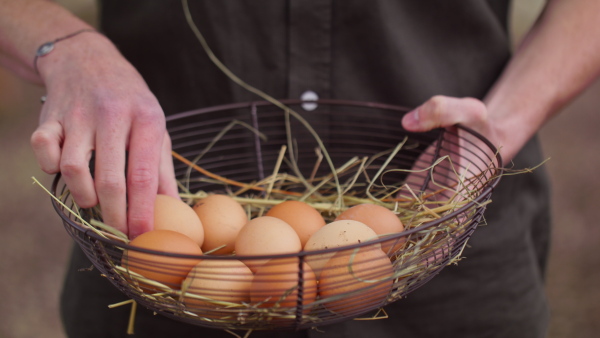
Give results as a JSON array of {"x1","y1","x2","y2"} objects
[
  {"x1": 485, "y1": 0, "x2": 600, "y2": 161},
  {"x1": 0, "y1": 0, "x2": 94, "y2": 83}
]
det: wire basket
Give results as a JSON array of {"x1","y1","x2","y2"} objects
[{"x1": 51, "y1": 99, "x2": 502, "y2": 331}]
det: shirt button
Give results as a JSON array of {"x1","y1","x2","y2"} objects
[{"x1": 300, "y1": 90, "x2": 318, "y2": 111}]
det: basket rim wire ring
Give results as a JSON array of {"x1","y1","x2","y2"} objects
[{"x1": 50, "y1": 99, "x2": 503, "y2": 331}]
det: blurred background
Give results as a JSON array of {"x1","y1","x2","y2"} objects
[{"x1": 1, "y1": 1, "x2": 598, "y2": 337}]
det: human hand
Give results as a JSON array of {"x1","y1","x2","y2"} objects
[
  {"x1": 30, "y1": 33, "x2": 179, "y2": 239},
  {"x1": 400, "y1": 96, "x2": 502, "y2": 198},
  {"x1": 401, "y1": 96, "x2": 489, "y2": 136}
]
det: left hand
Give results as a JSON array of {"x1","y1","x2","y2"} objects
[
  {"x1": 401, "y1": 95, "x2": 496, "y2": 147},
  {"x1": 400, "y1": 95, "x2": 502, "y2": 197}
]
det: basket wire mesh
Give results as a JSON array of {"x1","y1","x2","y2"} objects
[{"x1": 51, "y1": 99, "x2": 502, "y2": 331}]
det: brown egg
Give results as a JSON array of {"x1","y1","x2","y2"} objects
[
  {"x1": 193, "y1": 194, "x2": 247, "y2": 254},
  {"x1": 335, "y1": 203, "x2": 405, "y2": 256},
  {"x1": 121, "y1": 229, "x2": 203, "y2": 291},
  {"x1": 303, "y1": 220, "x2": 380, "y2": 277},
  {"x1": 183, "y1": 258, "x2": 253, "y2": 315},
  {"x1": 153, "y1": 194, "x2": 204, "y2": 247},
  {"x1": 235, "y1": 216, "x2": 302, "y2": 273},
  {"x1": 318, "y1": 247, "x2": 393, "y2": 316},
  {"x1": 250, "y1": 258, "x2": 317, "y2": 313},
  {"x1": 265, "y1": 200, "x2": 326, "y2": 246}
]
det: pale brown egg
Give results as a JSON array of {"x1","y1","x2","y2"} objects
[
  {"x1": 318, "y1": 247, "x2": 393, "y2": 316},
  {"x1": 121, "y1": 229, "x2": 203, "y2": 291},
  {"x1": 193, "y1": 194, "x2": 247, "y2": 254},
  {"x1": 335, "y1": 203, "x2": 405, "y2": 256},
  {"x1": 250, "y1": 258, "x2": 317, "y2": 314},
  {"x1": 303, "y1": 220, "x2": 380, "y2": 277},
  {"x1": 234, "y1": 216, "x2": 302, "y2": 273},
  {"x1": 265, "y1": 200, "x2": 326, "y2": 246},
  {"x1": 183, "y1": 258, "x2": 253, "y2": 315},
  {"x1": 153, "y1": 194, "x2": 204, "y2": 247}
]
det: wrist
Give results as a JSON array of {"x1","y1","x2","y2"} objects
[
  {"x1": 484, "y1": 98, "x2": 545, "y2": 163},
  {"x1": 36, "y1": 30, "x2": 119, "y2": 85},
  {"x1": 33, "y1": 29, "x2": 97, "y2": 74}
]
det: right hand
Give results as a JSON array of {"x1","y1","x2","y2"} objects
[{"x1": 30, "y1": 32, "x2": 179, "y2": 239}]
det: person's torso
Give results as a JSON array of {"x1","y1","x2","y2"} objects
[{"x1": 100, "y1": 0, "x2": 511, "y2": 115}]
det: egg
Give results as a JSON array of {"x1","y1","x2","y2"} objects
[
  {"x1": 153, "y1": 194, "x2": 204, "y2": 247},
  {"x1": 335, "y1": 203, "x2": 405, "y2": 255},
  {"x1": 182, "y1": 258, "x2": 253, "y2": 315},
  {"x1": 265, "y1": 200, "x2": 326, "y2": 246},
  {"x1": 303, "y1": 220, "x2": 380, "y2": 277},
  {"x1": 250, "y1": 258, "x2": 317, "y2": 313},
  {"x1": 121, "y1": 229, "x2": 203, "y2": 291},
  {"x1": 235, "y1": 216, "x2": 302, "y2": 273},
  {"x1": 193, "y1": 194, "x2": 247, "y2": 254},
  {"x1": 318, "y1": 247, "x2": 393, "y2": 316}
]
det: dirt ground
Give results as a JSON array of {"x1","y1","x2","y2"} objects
[{"x1": 0, "y1": 1, "x2": 598, "y2": 338}]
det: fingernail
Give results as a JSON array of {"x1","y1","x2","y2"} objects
[
  {"x1": 403, "y1": 108, "x2": 420, "y2": 129},
  {"x1": 413, "y1": 108, "x2": 420, "y2": 122}
]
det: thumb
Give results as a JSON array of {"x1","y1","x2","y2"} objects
[{"x1": 402, "y1": 96, "x2": 487, "y2": 132}]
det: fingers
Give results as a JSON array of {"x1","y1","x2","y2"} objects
[
  {"x1": 31, "y1": 118, "x2": 99, "y2": 208},
  {"x1": 401, "y1": 96, "x2": 487, "y2": 132},
  {"x1": 125, "y1": 111, "x2": 166, "y2": 239},
  {"x1": 39, "y1": 106, "x2": 98, "y2": 209},
  {"x1": 59, "y1": 131, "x2": 97, "y2": 208},
  {"x1": 32, "y1": 101, "x2": 168, "y2": 239},
  {"x1": 94, "y1": 112, "x2": 128, "y2": 234},
  {"x1": 158, "y1": 132, "x2": 179, "y2": 199},
  {"x1": 30, "y1": 120, "x2": 63, "y2": 174}
]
